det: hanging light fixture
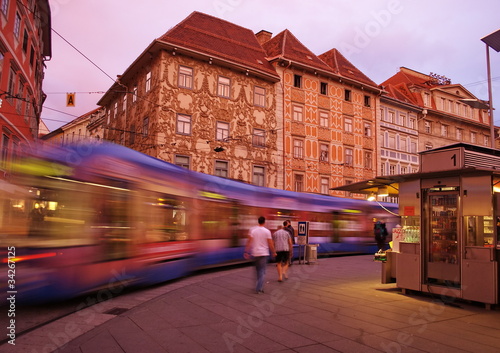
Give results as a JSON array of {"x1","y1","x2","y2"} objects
[
  {"x1": 377, "y1": 186, "x2": 389, "y2": 197},
  {"x1": 367, "y1": 192, "x2": 376, "y2": 201}
]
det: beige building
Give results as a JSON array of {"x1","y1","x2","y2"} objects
[
  {"x1": 382, "y1": 68, "x2": 491, "y2": 155},
  {"x1": 41, "y1": 107, "x2": 104, "y2": 145},
  {"x1": 98, "y1": 12, "x2": 281, "y2": 187}
]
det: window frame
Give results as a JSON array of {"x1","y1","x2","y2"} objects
[
  {"x1": 178, "y1": 65, "x2": 193, "y2": 89},
  {"x1": 176, "y1": 114, "x2": 192, "y2": 135},
  {"x1": 293, "y1": 138, "x2": 304, "y2": 159},
  {"x1": 252, "y1": 128, "x2": 266, "y2": 147},
  {"x1": 254, "y1": 86, "x2": 265, "y2": 107},
  {"x1": 216, "y1": 121, "x2": 230, "y2": 141},
  {"x1": 252, "y1": 165, "x2": 265, "y2": 186},
  {"x1": 214, "y1": 160, "x2": 229, "y2": 178},
  {"x1": 217, "y1": 76, "x2": 231, "y2": 98}
]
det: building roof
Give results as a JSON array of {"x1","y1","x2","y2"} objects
[
  {"x1": 158, "y1": 11, "x2": 278, "y2": 79},
  {"x1": 319, "y1": 48, "x2": 377, "y2": 87},
  {"x1": 262, "y1": 29, "x2": 333, "y2": 73}
]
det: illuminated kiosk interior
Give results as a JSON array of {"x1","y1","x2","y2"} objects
[{"x1": 334, "y1": 143, "x2": 500, "y2": 309}]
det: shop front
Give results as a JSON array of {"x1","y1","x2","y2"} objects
[{"x1": 334, "y1": 143, "x2": 500, "y2": 308}]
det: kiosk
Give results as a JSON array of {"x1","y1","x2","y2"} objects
[{"x1": 334, "y1": 143, "x2": 500, "y2": 308}]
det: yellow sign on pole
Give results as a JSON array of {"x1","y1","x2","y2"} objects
[{"x1": 66, "y1": 93, "x2": 75, "y2": 107}]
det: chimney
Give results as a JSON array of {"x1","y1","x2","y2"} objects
[{"x1": 255, "y1": 30, "x2": 272, "y2": 45}]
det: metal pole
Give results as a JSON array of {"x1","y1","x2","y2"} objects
[{"x1": 486, "y1": 43, "x2": 495, "y2": 148}]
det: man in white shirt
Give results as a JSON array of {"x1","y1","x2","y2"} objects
[{"x1": 244, "y1": 216, "x2": 276, "y2": 293}]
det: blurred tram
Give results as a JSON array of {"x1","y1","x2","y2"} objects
[{"x1": 0, "y1": 143, "x2": 398, "y2": 303}]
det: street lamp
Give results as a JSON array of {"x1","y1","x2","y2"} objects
[{"x1": 481, "y1": 29, "x2": 500, "y2": 148}]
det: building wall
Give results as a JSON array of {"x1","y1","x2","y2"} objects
[
  {"x1": 379, "y1": 101, "x2": 420, "y2": 176},
  {"x1": 0, "y1": 0, "x2": 50, "y2": 172},
  {"x1": 103, "y1": 49, "x2": 281, "y2": 188},
  {"x1": 274, "y1": 65, "x2": 377, "y2": 196}
]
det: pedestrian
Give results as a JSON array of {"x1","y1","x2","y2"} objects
[
  {"x1": 273, "y1": 222, "x2": 293, "y2": 282},
  {"x1": 244, "y1": 216, "x2": 277, "y2": 294},
  {"x1": 284, "y1": 220, "x2": 295, "y2": 264},
  {"x1": 374, "y1": 220, "x2": 388, "y2": 251}
]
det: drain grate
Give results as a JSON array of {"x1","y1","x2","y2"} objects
[{"x1": 104, "y1": 307, "x2": 129, "y2": 315}]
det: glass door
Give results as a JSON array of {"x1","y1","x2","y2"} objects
[{"x1": 426, "y1": 193, "x2": 460, "y2": 287}]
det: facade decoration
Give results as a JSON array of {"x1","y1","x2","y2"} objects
[{"x1": 98, "y1": 12, "x2": 281, "y2": 187}]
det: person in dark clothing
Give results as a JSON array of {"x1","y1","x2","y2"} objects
[
  {"x1": 374, "y1": 220, "x2": 388, "y2": 251},
  {"x1": 284, "y1": 220, "x2": 295, "y2": 264}
]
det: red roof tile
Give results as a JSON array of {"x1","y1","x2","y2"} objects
[
  {"x1": 319, "y1": 48, "x2": 377, "y2": 87},
  {"x1": 158, "y1": 12, "x2": 278, "y2": 79},
  {"x1": 262, "y1": 30, "x2": 333, "y2": 72}
]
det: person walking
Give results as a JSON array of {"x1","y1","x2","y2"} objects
[
  {"x1": 244, "y1": 216, "x2": 276, "y2": 293},
  {"x1": 284, "y1": 220, "x2": 295, "y2": 265},
  {"x1": 273, "y1": 222, "x2": 293, "y2": 282}
]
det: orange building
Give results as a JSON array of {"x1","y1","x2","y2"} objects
[{"x1": 260, "y1": 30, "x2": 381, "y2": 196}]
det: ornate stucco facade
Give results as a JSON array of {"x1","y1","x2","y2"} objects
[{"x1": 98, "y1": 12, "x2": 281, "y2": 188}]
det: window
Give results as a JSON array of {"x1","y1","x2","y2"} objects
[
  {"x1": 114, "y1": 102, "x2": 118, "y2": 117},
  {"x1": 319, "y1": 111, "x2": 329, "y2": 127},
  {"x1": 293, "y1": 139, "x2": 304, "y2": 158},
  {"x1": 344, "y1": 89, "x2": 351, "y2": 102},
  {"x1": 253, "y1": 166, "x2": 265, "y2": 186},
  {"x1": 254, "y1": 86, "x2": 265, "y2": 107},
  {"x1": 320, "y1": 144, "x2": 329, "y2": 162},
  {"x1": 292, "y1": 105, "x2": 303, "y2": 122},
  {"x1": 122, "y1": 94, "x2": 127, "y2": 112},
  {"x1": 364, "y1": 123, "x2": 372, "y2": 137},
  {"x1": 345, "y1": 148, "x2": 353, "y2": 166},
  {"x1": 177, "y1": 114, "x2": 191, "y2": 135},
  {"x1": 389, "y1": 164, "x2": 396, "y2": 175},
  {"x1": 14, "y1": 12, "x2": 21, "y2": 38},
  {"x1": 320, "y1": 177, "x2": 329, "y2": 194},
  {"x1": 344, "y1": 117, "x2": 353, "y2": 133},
  {"x1": 132, "y1": 85, "x2": 137, "y2": 102},
  {"x1": 218, "y1": 76, "x2": 230, "y2": 98},
  {"x1": 8, "y1": 68, "x2": 15, "y2": 95},
  {"x1": 424, "y1": 121, "x2": 431, "y2": 134},
  {"x1": 294, "y1": 74, "x2": 302, "y2": 88},
  {"x1": 252, "y1": 128, "x2": 265, "y2": 147},
  {"x1": 178, "y1": 66, "x2": 193, "y2": 89},
  {"x1": 1, "y1": 134, "x2": 9, "y2": 168},
  {"x1": 409, "y1": 117, "x2": 416, "y2": 129},
  {"x1": 485, "y1": 135, "x2": 490, "y2": 147},
  {"x1": 423, "y1": 92, "x2": 430, "y2": 107},
  {"x1": 320, "y1": 82, "x2": 328, "y2": 95},
  {"x1": 388, "y1": 111, "x2": 395, "y2": 123},
  {"x1": 215, "y1": 160, "x2": 229, "y2": 178},
  {"x1": 175, "y1": 155, "x2": 190, "y2": 169},
  {"x1": 470, "y1": 132, "x2": 476, "y2": 143},
  {"x1": 441, "y1": 124, "x2": 448, "y2": 137},
  {"x1": 388, "y1": 134, "x2": 396, "y2": 149},
  {"x1": 294, "y1": 174, "x2": 303, "y2": 192},
  {"x1": 364, "y1": 151, "x2": 372, "y2": 169},
  {"x1": 22, "y1": 29, "x2": 28, "y2": 53},
  {"x1": 145, "y1": 71, "x2": 151, "y2": 92},
  {"x1": 400, "y1": 137, "x2": 407, "y2": 152},
  {"x1": 456, "y1": 128, "x2": 463, "y2": 141},
  {"x1": 142, "y1": 117, "x2": 149, "y2": 137},
  {"x1": 29, "y1": 46, "x2": 34, "y2": 67},
  {"x1": 410, "y1": 140, "x2": 417, "y2": 153},
  {"x1": 364, "y1": 95, "x2": 371, "y2": 107},
  {"x1": 216, "y1": 121, "x2": 229, "y2": 141},
  {"x1": 1, "y1": 0, "x2": 8, "y2": 16}
]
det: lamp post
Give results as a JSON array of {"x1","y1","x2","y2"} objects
[{"x1": 481, "y1": 29, "x2": 500, "y2": 148}]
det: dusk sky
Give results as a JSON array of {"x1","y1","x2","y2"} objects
[{"x1": 42, "y1": 0, "x2": 500, "y2": 132}]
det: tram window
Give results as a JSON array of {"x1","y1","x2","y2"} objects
[
  {"x1": 141, "y1": 194, "x2": 187, "y2": 242},
  {"x1": 200, "y1": 200, "x2": 231, "y2": 239}
]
